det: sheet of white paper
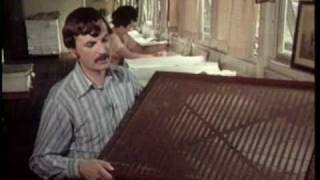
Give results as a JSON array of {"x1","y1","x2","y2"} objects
[
  {"x1": 129, "y1": 61, "x2": 236, "y2": 86},
  {"x1": 128, "y1": 30, "x2": 168, "y2": 47},
  {"x1": 126, "y1": 55, "x2": 236, "y2": 86},
  {"x1": 126, "y1": 55, "x2": 206, "y2": 68}
]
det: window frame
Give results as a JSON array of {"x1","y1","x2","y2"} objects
[
  {"x1": 258, "y1": 1, "x2": 296, "y2": 67},
  {"x1": 275, "y1": 0, "x2": 299, "y2": 65},
  {"x1": 201, "y1": 0, "x2": 212, "y2": 41},
  {"x1": 258, "y1": 1, "x2": 314, "y2": 81},
  {"x1": 198, "y1": 0, "x2": 222, "y2": 50}
]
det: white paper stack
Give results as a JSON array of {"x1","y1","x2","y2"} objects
[
  {"x1": 126, "y1": 56, "x2": 236, "y2": 86},
  {"x1": 2, "y1": 64, "x2": 34, "y2": 92},
  {"x1": 127, "y1": 55, "x2": 206, "y2": 68}
]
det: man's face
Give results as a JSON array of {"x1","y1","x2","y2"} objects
[
  {"x1": 127, "y1": 21, "x2": 137, "y2": 31},
  {"x1": 119, "y1": 20, "x2": 137, "y2": 34},
  {"x1": 71, "y1": 20, "x2": 111, "y2": 73}
]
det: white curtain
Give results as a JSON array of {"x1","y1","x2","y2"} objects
[
  {"x1": 169, "y1": 0, "x2": 201, "y2": 40},
  {"x1": 227, "y1": 0, "x2": 258, "y2": 59},
  {"x1": 137, "y1": 0, "x2": 168, "y2": 34},
  {"x1": 169, "y1": 0, "x2": 258, "y2": 59}
]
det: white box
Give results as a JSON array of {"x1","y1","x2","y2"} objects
[{"x1": 2, "y1": 64, "x2": 34, "y2": 92}]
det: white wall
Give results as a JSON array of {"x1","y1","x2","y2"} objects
[{"x1": 86, "y1": 0, "x2": 112, "y2": 11}]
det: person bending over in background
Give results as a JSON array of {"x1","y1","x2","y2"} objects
[
  {"x1": 110, "y1": 5, "x2": 166, "y2": 65},
  {"x1": 29, "y1": 7, "x2": 143, "y2": 180}
]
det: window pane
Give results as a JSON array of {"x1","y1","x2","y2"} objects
[
  {"x1": 279, "y1": 0, "x2": 299, "y2": 56},
  {"x1": 138, "y1": 0, "x2": 160, "y2": 31},
  {"x1": 202, "y1": 0, "x2": 212, "y2": 39}
]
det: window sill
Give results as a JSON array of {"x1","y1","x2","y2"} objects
[
  {"x1": 197, "y1": 39, "x2": 228, "y2": 54},
  {"x1": 266, "y1": 59, "x2": 314, "y2": 82}
]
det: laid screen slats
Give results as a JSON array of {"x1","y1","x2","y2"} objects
[{"x1": 99, "y1": 72, "x2": 314, "y2": 180}]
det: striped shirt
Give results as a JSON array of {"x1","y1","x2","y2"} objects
[{"x1": 29, "y1": 63, "x2": 143, "y2": 179}]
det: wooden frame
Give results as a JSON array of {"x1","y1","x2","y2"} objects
[
  {"x1": 291, "y1": 2, "x2": 314, "y2": 73},
  {"x1": 100, "y1": 71, "x2": 314, "y2": 180}
]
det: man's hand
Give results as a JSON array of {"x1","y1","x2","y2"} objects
[
  {"x1": 79, "y1": 159, "x2": 114, "y2": 180},
  {"x1": 153, "y1": 50, "x2": 167, "y2": 57}
]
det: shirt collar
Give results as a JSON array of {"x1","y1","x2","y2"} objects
[
  {"x1": 72, "y1": 63, "x2": 123, "y2": 98},
  {"x1": 72, "y1": 63, "x2": 94, "y2": 98},
  {"x1": 73, "y1": 62, "x2": 123, "y2": 98}
]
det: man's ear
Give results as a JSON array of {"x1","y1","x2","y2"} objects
[{"x1": 69, "y1": 49, "x2": 79, "y2": 59}]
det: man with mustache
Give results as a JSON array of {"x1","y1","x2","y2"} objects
[{"x1": 29, "y1": 7, "x2": 142, "y2": 180}]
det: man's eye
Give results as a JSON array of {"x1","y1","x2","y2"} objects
[
  {"x1": 102, "y1": 37, "x2": 109, "y2": 43},
  {"x1": 85, "y1": 42, "x2": 95, "y2": 48}
]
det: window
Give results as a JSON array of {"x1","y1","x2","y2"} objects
[
  {"x1": 137, "y1": 0, "x2": 161, "y2": 32},
  {"x1": 113, "y1": 0, "x2": 138, "y2": 10},
  {"x1": 201, "y1": 0, "x2": 212, "y2": 40},
  {"x1": 276, "y1": 0, "x2": 299, "y2": 64}
]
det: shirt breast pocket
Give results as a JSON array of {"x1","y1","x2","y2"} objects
[{"x1": 75, "y1": 109, "x2": 104, "y2": 146}]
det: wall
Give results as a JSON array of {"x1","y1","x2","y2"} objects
[
  {"x1": 86, "y1": 0, "x2": 113, "y2": 25},
  {"x1": 23, "y1": 0, "x2": 85, "y2": 53},
  {"x1": 86, "y1": 0, "x2": 113, "y2": 12}
]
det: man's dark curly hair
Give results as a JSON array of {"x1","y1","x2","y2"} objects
[
  {"x1": 62, "y1": 7, "x2": 112, "y2": 48},
  {"x1": 112, "y1": 5, "x2": 138, "y2": 28}
]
